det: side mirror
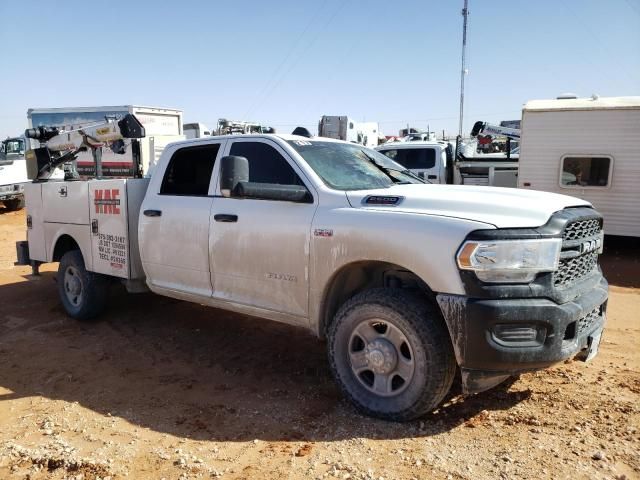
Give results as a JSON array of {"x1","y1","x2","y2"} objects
[{"x1": 220, "y1": 155, "x2": 249, "y2": 197}]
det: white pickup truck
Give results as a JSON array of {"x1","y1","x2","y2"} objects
[
  {"x1": 376, "y1": 140, "x2": 519, "y2": 187},
  {"x1": 16, "y1": 127, "x2": 608, "y2": 420}
]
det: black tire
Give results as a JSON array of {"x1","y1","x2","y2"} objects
[
  {"x1": 3, "y1": 197, "x2": 25, "y2": 211},
  {"x1": 57, "y1": 250, "x2": 109, "y2": 320},
  {"x1": 328, "y1": 288, "x2": 456, "y2": 421}
]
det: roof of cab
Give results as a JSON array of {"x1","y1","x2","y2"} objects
[
  {"x1": 168, "y1": 133, "x2": 349, "y2": 148},
  {"x1": 179, "y1": 133, "x2": 345, "y2": 143}
]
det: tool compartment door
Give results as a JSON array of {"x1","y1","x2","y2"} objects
[
  {"x1": 24, "y1": 183, "x2": 46, "y2": 262},
  {"x1": 88, "y1": 179, "x2": 131, "y2": 278}
]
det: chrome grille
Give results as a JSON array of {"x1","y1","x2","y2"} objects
[
  {"x1": 578, "y1": 307, "x2": 600, "y2": 335},
  {"x1": 554, "y1": 217, "x2": 602, "y2": 288},
  {"x1": 554, "y1": 252, "x2": 598, "y2": 287},
  {"x1": 563, "y1": 218, "x2": 601, "y2": 241}
]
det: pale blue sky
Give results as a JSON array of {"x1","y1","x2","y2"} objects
[{"x1": 1, "y1": 0, "x2": 638, "y2": 138}]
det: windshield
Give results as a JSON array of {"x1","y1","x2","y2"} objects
[
  {"x1": 287, "y1": 140, "x2": 424, "y2": 191},
  {"x1": 2, "y1": 139, "x2": 24, "y2": 155}
]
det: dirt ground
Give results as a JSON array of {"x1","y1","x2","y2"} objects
[{"x1": 0, "y1": 207, "x2": 638, "y2": 480}]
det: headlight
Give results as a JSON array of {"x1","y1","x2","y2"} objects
[{"x1": 457, "y1": 238, "x2": 561, "y2": 284}]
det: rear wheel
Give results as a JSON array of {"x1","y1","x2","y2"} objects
[
  {"x1": 328, "y1": 288, "x2": 456, "y2": 421},
  {"x1": 3, "y1": 197, "x2": 24, "y2": 211},
  {"x1": 57, "y1": 250, "x2": 109, "y2": 320}
]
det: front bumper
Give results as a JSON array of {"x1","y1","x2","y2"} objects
[
  {"x1": 0, "y1": 184, "x2": 24, "y2": 201},
  {"x1": 436, "y1": 276, "x2": 608, "y2": 393}
]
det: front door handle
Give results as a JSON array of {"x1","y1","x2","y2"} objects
[
  {"x1": 143, "y1": 209, "x2": 162, "y2": 217},
  {"x1": 427, "y1": 175, "x2": 438, "y2": 180},
  {"x1": 214, "y1": 214, "x2": 238, "y2": 223}
]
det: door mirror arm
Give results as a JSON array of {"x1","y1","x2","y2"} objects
[{"x1": 232, "y1": 182, "x2": 312, "y2": 203}]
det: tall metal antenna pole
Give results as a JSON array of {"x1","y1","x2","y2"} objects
[{"x1": 458, "y1": 0, "x2": 469, "y2": 138}]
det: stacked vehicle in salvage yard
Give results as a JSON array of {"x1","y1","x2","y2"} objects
[{"x1": 15, "y1": 112, "x2": 608, "y2": 421}]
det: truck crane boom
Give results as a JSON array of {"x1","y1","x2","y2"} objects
[
  {"x1": 470, "y1": 120, "x2": 520, "y2": 140},
  {"x1": 24, "y1": 114, "x2": 145, "y2": 181}
]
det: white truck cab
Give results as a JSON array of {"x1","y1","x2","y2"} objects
[
  {"x1": 16, "y1": 127, "x2": 609, "y2": 421},
  {"x1": 1, "y1": 136, "x2": 63, "y2": 210},
  {"x1": 375, "y1": 141, "x2": 451, "y2": 183},
  {"x1": 0, "y1": 137, "x2": 28, "y2": 210}
]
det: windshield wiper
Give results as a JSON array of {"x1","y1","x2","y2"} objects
[
  {"x1": 399, "y1": 168, "x2": 429, "y2": 184},
  {"x1": 361, "y1": 151, "x2": 428, "y2": 184}
]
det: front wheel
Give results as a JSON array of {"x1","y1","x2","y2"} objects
[
  {"x1": 57, "y1": 250, "x2": 109, "y2": 320},
  {"x1": 328, "y1": 288, "x2": 456, "y2": 421}
]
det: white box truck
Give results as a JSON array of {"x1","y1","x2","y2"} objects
[
  {"x1": 318, "y1": 116, "x2": 379, "y2": 148},
  {"x1": 517, "y1": 96, "x2": 640, "y2": 237},
  {"x1": 183, "y1": 122, "x2": 211, "y2": 139},
  {"x1": 27, "y1": 106, "x2": 184, "y2": 178}
]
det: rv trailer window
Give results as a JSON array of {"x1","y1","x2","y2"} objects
[{"x1": 560, "y1": 156, "x2": 611, "y2": 188}]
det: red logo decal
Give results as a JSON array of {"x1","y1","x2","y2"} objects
[{"x1": 94, "y1": 189, "x2": 121, "y2": 215}]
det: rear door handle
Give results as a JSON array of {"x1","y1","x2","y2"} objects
[
  {"x1": 143, "y1": 209, "x2": 162, "y2": 217},
  {"x1": 214, "y1": 214, "x2": 238, "y2": 223},
  {"x1": 427, "y1": 175, "x2": 438, "y2": 179}
]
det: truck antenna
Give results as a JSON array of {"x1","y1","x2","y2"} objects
[{"x1": 458, "y1": 0, "x2": 469, "y2": 138}]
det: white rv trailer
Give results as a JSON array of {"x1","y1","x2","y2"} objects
[
  {"x1": 518, "y1": 96, "x2": 640, "y2": 237},
  {"x1": 27, "y1": 106, "x2": 184, "y2": 177}
]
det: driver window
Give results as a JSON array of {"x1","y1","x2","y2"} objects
[
  {"x1": 228, "y1": 141, "x2": 304, "y2": 186},
  {"x1": 160, "y1": 144, "x2": 220, "y2": 196}
]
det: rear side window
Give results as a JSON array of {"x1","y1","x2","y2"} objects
[
  {"x1": 380, "y1": 148, "x2": 436, "y2": 170},
  {"x1": 160, "y1": 144, "x2": 220, "y2": 195},
  {"x1": 229, "y1": 141, "x2": 303, "y2": 185},
  {"x1": 560, "y1": 156, "x2": 612, "y2": 188}
]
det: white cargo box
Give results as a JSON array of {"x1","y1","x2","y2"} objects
[{"x1": 25, "y1": 178, "x2": 148, "y2": 280}]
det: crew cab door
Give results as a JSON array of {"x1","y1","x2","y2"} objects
[
  {"x1": 139, "y1": 141, "x2": 224, "y2": 297},
  {"x1": 209, "y1": 138, "x2": 317, "y2": 320},
  {"x1": 379, "y1": 146, "x2": 441, "y2": 183}
]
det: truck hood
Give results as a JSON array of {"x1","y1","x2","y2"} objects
[
  {"x1": 0, "y1": 159, "x2": 29, "y2": 186},
  {"x1": 346, "y1": 184, "x2": 592, "y2": 229}
]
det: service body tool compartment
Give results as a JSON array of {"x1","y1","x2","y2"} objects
[
  {"x1": 23, "y1": 183, "x2": 46, "y2": 262},
  {"x1": 88, "y1": 179, "x2": 148, "y2": 279},
  {"x1": 42, "y1": 181, "x2": 90, "y2": 224}
]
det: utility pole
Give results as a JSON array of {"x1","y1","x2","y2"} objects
[{"x1": 458, "y1": 0, "x2": 469, "y2": 138}]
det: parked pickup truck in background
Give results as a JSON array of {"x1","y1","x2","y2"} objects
[
  {"x1": 16, "y1": 127, "x2": 608, "y2": 420},
  {"x1": 376, "y1": 140, "x2": 519, "y2": 187}
]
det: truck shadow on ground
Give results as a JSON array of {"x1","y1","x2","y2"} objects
[
  {"x1": 0, "y1": 206, "x2": 19, "y2": 215},
  {"x1": 0, "y1": 272, "x2": 532, "y2": 442}
]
